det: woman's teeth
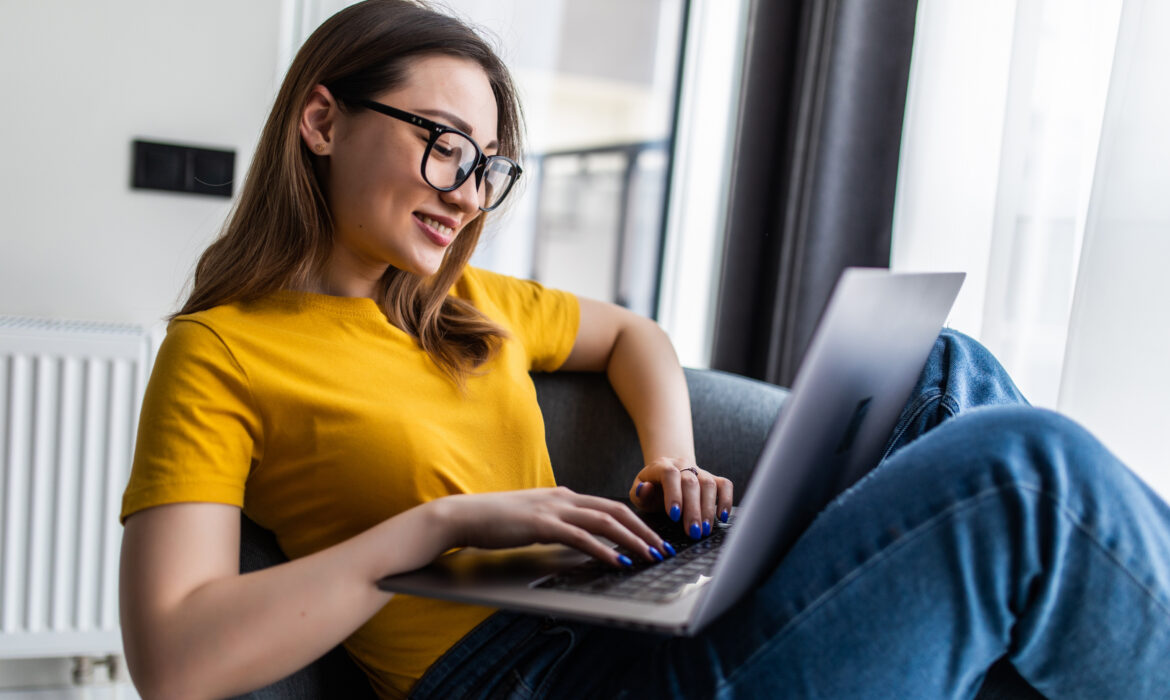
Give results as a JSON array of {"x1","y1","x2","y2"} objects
[{"x1": 420, "y1": 216, "x2": 453, "y2": 238}]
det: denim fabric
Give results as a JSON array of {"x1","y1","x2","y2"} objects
[
  {"x1": 409, "y1": 331, "x2": 1170, "y2": 699},
  {"x1": 881, "y1": 329, "x2": 1029, "y2": 462},
  {"x1": 409, "y1": 614, "x2": 585, "y2": 700}
]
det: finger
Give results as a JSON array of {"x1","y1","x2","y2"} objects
[
  {"x1": 679, "y1": 468, "x2": 702, "y2": 540},
  {"x1": 603, "y1": 490, "x2": 678, "y2": 558},
  {"x1": 629, "y1": 478, "x2": 661, "y2": 513},
  {"x1": 604, "y1": 499, "x2": 675, "y2": 559},
  {"x1": 656, "y1": 465, "x2": 684, "y2": 525},
  {"x1": 699, "y1": 470, "x2": 719, "y2": 536},
  {"x1": 716, "y1": 476, "x2": 734, "y2": 524},
  {"x1": 563, "y1": 502, "x2": 663, "y2": 563},
  {"x1": 553, "y1": 520, "x2": 636, "y2": 568}
]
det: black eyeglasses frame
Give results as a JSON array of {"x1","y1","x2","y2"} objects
[{"x1": 345, "y1": 98, "x2": 522, "y2": 212}]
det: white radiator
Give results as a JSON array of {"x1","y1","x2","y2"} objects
[{"x1": 0, "y1": 316, "x2": 152, "y2": 659}]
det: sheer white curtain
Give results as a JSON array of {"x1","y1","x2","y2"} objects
[{"x1": 892, "y1": 0, "x2": 1170, "y2": 497}]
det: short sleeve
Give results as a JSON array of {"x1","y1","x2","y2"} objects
[
  {"x1": 460, "y1": 267, "x2": 581, "y2": 373},
  {"x1": 120, "y1": 319, "x2": 262, "y2": 523}
]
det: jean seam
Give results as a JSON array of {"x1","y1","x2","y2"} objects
[
  {"x1": 1031, "y1": 484, "x2": 1170, "y2": 620},
  {"x1": 530, "y1": 625, "x2": 578, "y2": 697},
  {"x1": 881, "y1": 389, "x2": 955, "y2": 462},
  {"x1": 508, "y1": 668, "x2": 536, "y2": 698}
]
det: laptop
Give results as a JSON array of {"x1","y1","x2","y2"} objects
[{"x1": 377, "y1": 269, "x2": 964, "y2": 635}]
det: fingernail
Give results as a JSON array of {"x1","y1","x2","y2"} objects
[
  {"x1": 720, "y1": 509, "x2": 730, "y2": 523},
  {"x1": 662, "y1": 541, "x2": 676, "y2": 557},
  {"x1": 618, "y1": 554, "x2": 633, "y2": 568},
  {"x1": 702, "y1": 520, "x2": 711, "y2": 537},
  {"x1": 669, "y1": 504, "x2": 681, "y2": 521},
  {"x1": 635, "y1": 482, "x2": 644, "y2": 498},
  {"x1": 649, "y1": 547, "x2": 663, "y2": 562},
  {"x1": 689, "y1": 523, "x2": 701, "y2": 540}
]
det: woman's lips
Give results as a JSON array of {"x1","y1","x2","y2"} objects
[{"x1": 415, "y1": 214, "x2": 455, "y2": 247}]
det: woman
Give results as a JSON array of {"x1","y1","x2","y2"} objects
[{"x1": 119, "y1": 1, "x2": 1170, "y2": 698}]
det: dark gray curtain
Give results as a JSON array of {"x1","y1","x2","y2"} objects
[{"x1": 710, "y1": 0, "x2": 919, "y2": 386}]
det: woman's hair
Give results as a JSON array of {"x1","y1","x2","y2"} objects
[{"x1": 176, "y1": 0, "x2": 522, "y2": 384}]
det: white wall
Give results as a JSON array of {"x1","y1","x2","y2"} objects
[{"x1": 0, "y1": 1, "x2": 283, "y2": 328}]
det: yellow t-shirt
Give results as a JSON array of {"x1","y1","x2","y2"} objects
[{"x1": 121, "y1": 266, "x2": 580, "y2": 699}]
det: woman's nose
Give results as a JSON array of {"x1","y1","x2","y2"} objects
[{"x1": 439, "y1": 173, "x2": 482, "y2": 214}]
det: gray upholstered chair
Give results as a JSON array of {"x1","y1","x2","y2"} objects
[{"x1": 236, "y1": 369, "x2": 1042, "y2": 699}]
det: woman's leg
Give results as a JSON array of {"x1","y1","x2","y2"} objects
[
  {"x1": 414, "y1": 335, "x2": 1161, "y2": 699},
  {"x1": 882, "y1": 329, "x2": 1029, "y2": 460},
  {"x1": 568, "y1": 406, "x2": 1170, "y2": 699}
]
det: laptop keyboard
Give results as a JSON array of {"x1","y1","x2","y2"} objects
[{"x1": 534, "y1": 512, "x2": 733, "y2": 602}]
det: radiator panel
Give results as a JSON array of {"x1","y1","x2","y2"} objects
[{"x1": 0, "y1": 318, "x2": 150, "y2": 659}]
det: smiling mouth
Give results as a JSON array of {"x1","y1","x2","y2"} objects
[{"x1": 418, "y1": 214, "x2": 455, "y2": 240}]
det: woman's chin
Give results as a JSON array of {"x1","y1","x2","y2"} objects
[{"x1": 392, "y1": 256, "x2": 446, "y2": 279}]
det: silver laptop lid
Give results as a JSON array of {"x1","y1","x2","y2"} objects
[{"x1": 691, "y1": 269, "x2": 964, "y2": 630}]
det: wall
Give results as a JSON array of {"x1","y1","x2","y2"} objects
[{"x1": 0, "y1": 1, "x2": 283, "y2": 329}]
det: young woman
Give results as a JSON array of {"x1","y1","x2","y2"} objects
[{"x1": 119, "y1": 2, "x2": 1170, "y2": 698}]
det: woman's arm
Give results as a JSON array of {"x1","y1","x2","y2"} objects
[
  {"x1": 121, "y1": 488, "x2": 667, "y2": 699},
  {"x1": 561, "y1": 297, "x2": 733, "y2": 539},
  {"x1": 120, "y1": 500, "x2": 440, "y2": 699}
]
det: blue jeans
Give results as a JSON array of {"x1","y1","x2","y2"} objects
[{"x1": 409, "y1": 330, "x2": 1170, "y2": 699}]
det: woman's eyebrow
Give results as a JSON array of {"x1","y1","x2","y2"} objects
[{"x1": 418, "y1": 108, "x2": 499, "y2": 150}]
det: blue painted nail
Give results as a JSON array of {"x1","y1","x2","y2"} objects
[
  {"x1": 662, "y1": 541, "x2": 676, "y2": 557},
  {"x1": 635, "y1": 482, "x2": 644, "y2": 498},
  {"x1": 618, "y1": 554, "x2": 633, "y2": 568},
  {"x1": 669, "y1": 504, "x2": 681, "y2": 521},
  {"x1": 720, "y1": 509, "x2": 730, "y2": 523},
  {"x1": 702, "y1": 520, "x2": 711, "y2": 537},
  {"x1": 689, "y1": 523, "x2": 701, "y2": 540},
  {"x1": 649, "y1": 547, "x2": 664, "y2": 562}
]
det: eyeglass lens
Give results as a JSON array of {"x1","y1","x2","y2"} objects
[{"x1": 425, "y1": 131, "x2": 517, "y2": 210}]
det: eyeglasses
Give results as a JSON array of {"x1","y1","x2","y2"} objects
[{"x1": 349, "y1": 98, "x2": 522, "y2": 212}]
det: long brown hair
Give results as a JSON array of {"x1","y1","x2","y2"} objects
[{"x1": 177, "y1": 0, "x2": 523, "y2": 383}]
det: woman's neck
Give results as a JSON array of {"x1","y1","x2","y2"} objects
[{"x1": 305, "y1": 253, "x2": 390, "y2": 300}]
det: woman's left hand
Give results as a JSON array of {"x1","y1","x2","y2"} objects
[{"x1": 628, "y1": 458, "x2": 734, "y2": 541}]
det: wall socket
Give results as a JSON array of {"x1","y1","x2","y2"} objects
[{"x1": 131, "y1": 139, "x2": 235, "y2": 197}]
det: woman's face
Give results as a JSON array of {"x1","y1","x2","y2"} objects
[{"x1": 319, "y1": 55, "x2": 500, "y2": 290}]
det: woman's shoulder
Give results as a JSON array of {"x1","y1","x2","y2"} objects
[
  {"x1": 164, "y1": 300, "x2": 260, "y2": 352},
  {"x1": 172, "y1": 290, "x2": 379, "y2": 335},
  {"x1": 455, "y1": 266, "x2": 564, "y2": 306},
  {"x1": 171, "y1": 298, "x2": 255, "y2": 330},
  {"x1": 156, "y1": 303, "x2": 259, "y2": 373},
  {"x1": 163, "y1": 295, "x2": 306, "y2": 362},
  {"x1": 456, "y1": 264, "x2": 513, "y2": 294},
  {"x1": 454, "y1": 267, "x2": 579, "y2": 352}
]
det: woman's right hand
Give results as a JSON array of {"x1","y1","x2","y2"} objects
[{"x1": 431, "y1": 486, "x2": 673, "y2": 567}]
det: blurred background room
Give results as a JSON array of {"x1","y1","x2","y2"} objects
[{"x1": 1, "y1": 0, "x2": 1167, "y2": 696}]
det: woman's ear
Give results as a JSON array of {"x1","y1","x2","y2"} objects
[{"x1": 300, "y1": 84, "x2": 338, "y2": 155}]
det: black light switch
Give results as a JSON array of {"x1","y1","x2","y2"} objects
[{"x1": 132, "y1": 140, "x2": 235, "y2": 197}]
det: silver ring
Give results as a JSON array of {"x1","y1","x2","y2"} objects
[{"x1": 679, "y1": 467, "x2": 699, "y2": 476}]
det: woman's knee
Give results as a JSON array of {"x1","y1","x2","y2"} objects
[
  {"x1": 888, "y1": 333, "x2": 1030, "y2": 458},
  {"x1": 934, "y1": 405, "x2": 1133, "y2": 507},
  {"x1": 931, "y1": 330, "x2": 1028, "y2": 409}
]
